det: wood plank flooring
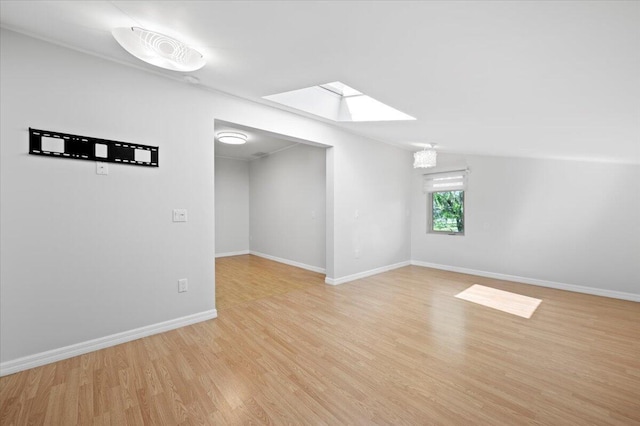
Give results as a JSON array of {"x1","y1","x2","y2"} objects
[
  {"x1": 1, "y1": 260, "x2": 639, "y2": 425},
  {"x1": 215, "y1": 255, "x2": 323, "y2": 310}
]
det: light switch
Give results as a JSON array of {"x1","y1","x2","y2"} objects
[{"x1": 173, "y1": 209, "x2": 188, "y2": 222}]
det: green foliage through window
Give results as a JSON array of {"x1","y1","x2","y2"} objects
[{"x1": 432, "y1": 191, "x2": 464, "y2": 233}]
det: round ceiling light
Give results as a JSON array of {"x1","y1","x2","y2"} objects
[
  {"x1": 112, "y1": 27, "x2": 205, "y2": 72},
  {"x1": 217, "y1": 132, "x2": 248, "y2": 145}
]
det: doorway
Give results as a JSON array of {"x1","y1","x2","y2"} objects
[{"x1": 213, "y1": 120, "x2": 328, "y2": 310}]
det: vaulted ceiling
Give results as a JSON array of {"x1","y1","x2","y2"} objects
[{"x1": 1, "y1": 1, "x2": 638, "y2": 163}]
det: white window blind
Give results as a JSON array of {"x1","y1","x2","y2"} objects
[{"x1": 423, "y1": 170, "x2": 468, "y2": 193}]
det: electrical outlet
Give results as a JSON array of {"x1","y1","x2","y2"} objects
[
  {"x1": 355, "y1": 249, "x2": 360, "y2": 259},
  {"x1": 178, "y1": 278, "x2": 188, "y2": 293}
]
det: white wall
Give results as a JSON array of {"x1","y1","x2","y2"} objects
[
  {"x1": 1, "y1": 29, "x2": 413, "y2": 367},
  {"x1": 249, "y1": 144, "x2": 326, "y2": 270},
  {"x1": 215, "y1": 157, "x2": 250, "y2": 255},
  {"x1": 411, "y1": 153, "x2": 640, "y2": 297},
  {"x1": 331, "y1": 139, "x2": 413, "y2": 279},
  {"x1": 0, "y1": 30, "x2": 217, "y2": 365}
]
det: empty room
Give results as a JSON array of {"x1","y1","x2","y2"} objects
[
  {"x1": 214, "y1": 121, "x2": 327, "y2": 310},
  {"x1": 1, "y1": 1, "x2": 638, "y2": 425}
]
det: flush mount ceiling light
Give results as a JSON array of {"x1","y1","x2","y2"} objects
[
  {"x1": 112, "y1": 27, "x2": 205, "y2": 72},
  {"x1": 263, "y1": 81, "x2": 415, "y2": 122},
  {"x1": 217, "y1": 132, "x2": 247, "y2": 145},
  {"x1": 413, "y1": 144, "x2": 437, "y2": 168}
]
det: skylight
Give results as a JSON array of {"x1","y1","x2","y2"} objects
[
  {"x1": 319, "y1": 81, "x2": 362, "y2": 97},
  {"x1": 263, "y1": 81, "x2": 415, "y2": 122}
]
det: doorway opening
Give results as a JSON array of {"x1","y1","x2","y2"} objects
[{"x1": 213, "y1": 120, "x2": 329, "y2": 310}]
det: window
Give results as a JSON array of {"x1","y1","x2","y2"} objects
[
  {"x1": 431, "y1": 191, "x2": 464, "y2": 234},
  {"x1": 423, "y1": 170, "x2": 468, "y2": 235}
]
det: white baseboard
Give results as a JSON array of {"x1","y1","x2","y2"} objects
[
  {"x1": 215, "y1": 250, "x2": 250, "y2": 258},
  {"x1": 325, "y1": 261, "x2": 411, "y2": 285},
  {"x1": 410, "y1": 260, "x2": 640, "y2": 302},
  {"x1": 249, "y1": 251, "x2": 326, "y2": 274},
  {"x1": 0, "y1": 309, "x2": 218, "y2": 377}
]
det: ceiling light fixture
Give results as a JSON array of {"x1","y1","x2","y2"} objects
[
  {"x1": 413, "y1": 144, "x2": 437, "y2": 168},
  {"x1": 217, "y1": 132, "x2": 248, "y2": 145},
  {"x1": 112, "y1": 27, "x2": 205, "y2": 72}
]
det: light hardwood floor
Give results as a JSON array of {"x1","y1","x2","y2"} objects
[
  {"x1": 1, "y1": 259, "x2": 639, "y2": 424},
  {"x1": 215, "y1": 254, "x2": 324, "y2": 310}
]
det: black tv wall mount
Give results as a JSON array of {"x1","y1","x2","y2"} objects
[{"x1": 29, "y1": 128, "x2": 159, "y2": 167}]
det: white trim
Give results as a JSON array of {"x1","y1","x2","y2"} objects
[
  {"x1": 249, "y1": 251, "x2": 326, "y2": 274},
  {"x1": 325, "y1": 261, "x2": 411, "y2": 285},
  {"x1": 214, "y1": 155, "x2": 250, "y2": 162},
  {"x1": 410, "y1": 260, "x2": 640, "y2": 302},
  {"x1": 0, "y1": 309, "x2": 218, "y2": 377},
  {"x1": 250, "y1": 142, "x2": 301, "y2": 160},
  {"x1": 215, "y1": 250, "x2": 250, "y2": 258}
]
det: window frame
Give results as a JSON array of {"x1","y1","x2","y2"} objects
[{"x1": 428, "y1": 190, "x2": 465, "y2": 236}]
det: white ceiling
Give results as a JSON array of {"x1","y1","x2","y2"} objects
[
  {"x1": 214, "y1": 121, "x2": 299, "y2": 161},
  {"x1": 1, "y1": 1, "x2": 639, "y2": 163}
]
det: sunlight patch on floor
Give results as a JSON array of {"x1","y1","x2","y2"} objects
[{"x1": 455, "y1": 284, "x2": 542, "y2": 318}]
